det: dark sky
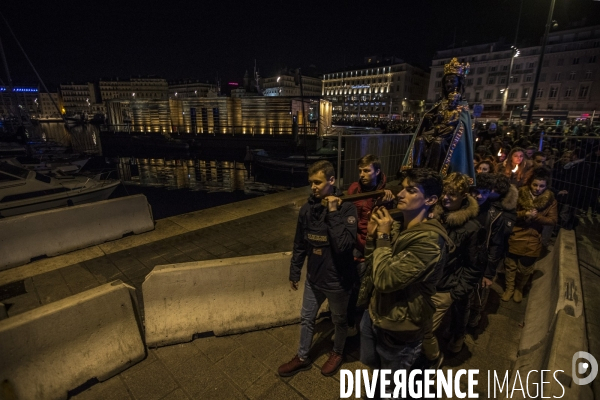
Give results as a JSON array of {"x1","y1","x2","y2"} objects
[{"x1": 1, "y1": 0, "x2": 599, "y2": 90}]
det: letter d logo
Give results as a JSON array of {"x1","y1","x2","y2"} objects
[{"x1": 573, "y1": 351, "x2": 598, "y2": 385}]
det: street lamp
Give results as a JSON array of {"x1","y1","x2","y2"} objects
[
  {"x1": 526, "y1": 0, "x2": 557, "y2": 125},
  {"x1": 277, "y1": 76, "x2": 281, "y2": 96},
  {"x1": 501, "y1": 46, "x2": 520, "y2": 117},
  {"x1": 501, "y1": 0, "x2": 524, "y2": 119}
]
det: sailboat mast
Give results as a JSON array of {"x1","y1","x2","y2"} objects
[
  {"x1": 0, "y1": 34, "x2": 13, "y2": 87},
  {"x1": 0, "y1": 32, "x2": 22, "y2": 129}
]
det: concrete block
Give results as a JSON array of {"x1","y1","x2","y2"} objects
[
  {"x1": 0, "y1": 280, "x2": 145, "y2": 400},
  {"x1": 519, "y1": 229, "x2": 580, "y2": 351},
  {"x1": 0, "y1": 194, "x2": 154, "y2": 271},
  {"x1": 143, "y1": 252, "x2": 307, "y2": 347},
  {"x1": 503, "y1": 230, "x2": 592, "y2": 400}
]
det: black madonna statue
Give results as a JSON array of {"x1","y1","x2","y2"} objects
[{"x1": 402, "y1": 57, "x2": 476, "y2": 182}]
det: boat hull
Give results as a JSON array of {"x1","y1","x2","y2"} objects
[{"x1": 0, "y1": 181, "x2": 120, "y2": 217}]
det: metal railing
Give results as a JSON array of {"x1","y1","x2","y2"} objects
[
  {"x1": 101, "y1": 124, "x2": 319, "y2": 136},
  {"x1": 335, "y1": 133, "x2": 413, "y2": 189},
  {"x1": 541, "y1": 135, "x2": 599, "y2": 271}
]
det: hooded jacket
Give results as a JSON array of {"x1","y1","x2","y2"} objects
[
  {"x1": 433, "y1": 195, "x2": 485, "y2": 300},
  {"x1": 476, "y1": 185, "x2": 518, "y2": 279},
  {"x1": 347, "y1": 173, "x2": 392, "y2": 254},
  {"x1": 365, "y1": 218, "x2": 452, "y2": 341},
  {"x1": 290, "y1": 187, "x2": 358, "y2": 291},
  {"x1": 508, "y1": 186, "x2": 558, "y2": 257}
]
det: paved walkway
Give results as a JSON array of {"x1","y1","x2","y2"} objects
[{"x1": 0, "y1": 189, "x2": 531, "y2": 399}]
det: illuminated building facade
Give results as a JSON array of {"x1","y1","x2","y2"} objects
[
  {"x1": 0, "y1": 85, "x2": 40, "y2": 117},
  {"x1": 322, "y1": 56, "x2": 430, "y2": 121},
  {"x1": 105, "y1": 99, "x2": 171, "y2": 132},
  {"x1": 168, "y1": 80, "x2": 216, "y2": 99},
  {"x1": 428, "y1": 25, "x2": 600, "y2": 120},
  {"x1": 106, "y1": 97, "x2": 332, "y2": 135},
  {"x1": 262, "y1": 72, "x2": 322, "y2": 97}
]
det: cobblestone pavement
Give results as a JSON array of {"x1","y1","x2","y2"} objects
[{"x1": 0, "y1": 192, "x2": 532, "y2": 400}]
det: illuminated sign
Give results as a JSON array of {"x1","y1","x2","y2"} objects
[
  {"x1": 228, "y1": 82, "x2": 239, "y2": 86},
  {"x1": 351, "y1": 85, "x2": 370, "y2": 89},
  {"x1": 0, "y1": 87, "x2": 39, "y2": 92}
]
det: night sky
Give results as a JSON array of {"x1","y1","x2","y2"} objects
[{"x1": 2, "y1": 0, "x2": 599, "y2": 90}]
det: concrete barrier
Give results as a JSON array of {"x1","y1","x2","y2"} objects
[
  {"x1": 0, "y1": 194, "x2": 154, "y2": 271},
  {"x1": 0, "y1": 280, "x2": 145, "y2": 400},
  {"x1": 143, "y1": 252, "x2": 309, "y2": 347},
  {"x1": 502, "y1": 230, "x2": 593, "y2": 399}
]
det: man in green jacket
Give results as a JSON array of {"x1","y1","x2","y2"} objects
[{"x1": 360, "y1": 168, "x2": 451, "y2": 397}]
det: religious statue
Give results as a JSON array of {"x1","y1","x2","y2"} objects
[{"x1": 403, "y1": 57, "x2": 476, "y2": 182}]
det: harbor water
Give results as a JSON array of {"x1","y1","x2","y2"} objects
[{"x1": 33, "y1": 122, "x2": 308, "y2": 219}]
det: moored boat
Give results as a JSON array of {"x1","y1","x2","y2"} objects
[{"x1": 0, "y1": 162, "x2": 120, "y2": 217}]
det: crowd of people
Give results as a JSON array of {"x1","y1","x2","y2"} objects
[
  {"x1": 275, "y1": 150, "x2": 570, "y2": 397},
  {"x1": 470, "y1": 121, "x2": 600, "y2": 230}
]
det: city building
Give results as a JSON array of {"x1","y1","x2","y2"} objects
[
  {"x1": 321, "y1": 56, "x2": 430, "y2": 121},
  {"x1": 262, "y1": 70, "x2": 322, "y2": 97},
  {"x1": 98, "y1": 76, "x2": 168, "y2": 102},
  {"x1": 59, "y1": 82, "x2": 98, "y2": 115},
  {"x1": 38, "y1": 92, "x2": 61, "y2": 118},
  {"x1": 131, "y1": 77, "x2": 168, "y2": 101},
  {"x1": 0, "y1": 85, "x2": 40, "y2": 118},
  {"x1": 98, "y1": 78, "x2": 132, "y2": 102},
  {"x1": 427, "y1": 24, "x2": 600, "y2": 121},
  {"x1": 230, "y1": 88, "x2": 260, "y2": 98},
  {"x1": 168, "y1": 79, "x2": 216, "y2": 99}
]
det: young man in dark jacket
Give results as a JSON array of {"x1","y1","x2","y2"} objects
[
  {"x1": 423, "y1": 172, "x2": 485, "y2": 359},
  {"x1": 345, "y1": 154, "x2": 395, "y2": 335},
  {"x1": 278, "y1": 161, "x2": 358, "y2": 377},
  {"x1": 468, "y1": 173, "x2": 517, "y2": 327},
  {"x1": 360, "y1": 168, "x2": 451, "y2": 394}
]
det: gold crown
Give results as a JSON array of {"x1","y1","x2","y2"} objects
[{"x1": 444, "y1": 57, "x2": 470, "y2": 77}]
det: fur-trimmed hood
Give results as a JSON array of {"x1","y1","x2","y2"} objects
[
  {"x1": 497, "y1": 184, "x2": 518, "y2": 211},
  {"x1": 433, "y1": 195, "x2": 479, "y2": 228},
  {"x1": 517, "y1": 185, "x2": 555, "y2": 211}
]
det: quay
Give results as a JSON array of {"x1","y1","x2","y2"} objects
[{"x1": 0, "y1": 189, "x2": 597, "y2": 399}]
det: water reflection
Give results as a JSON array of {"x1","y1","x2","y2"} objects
[
  {"x1": 117, "y1": 157, "x2": 253, "y2": 192},
  {"x1": 31, "y1": 122, "x2": 289, "y2": 194},
  {"x1": 35, "y1": 122, "x2": 102, "y2": 155}
]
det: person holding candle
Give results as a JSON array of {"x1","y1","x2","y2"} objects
[{"x1": 499, "y1": 147, "x2": 531, "y2": 188}]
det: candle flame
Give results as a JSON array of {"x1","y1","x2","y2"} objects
[
  {"x1": 498, "y1": 149, "x2": 502, "y2": 156},
  {"x1": 512, "y1": 164, "x2": 519, "y2": 173}
]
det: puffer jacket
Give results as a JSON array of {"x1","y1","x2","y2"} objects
[
  {"x1": 347, "y1": 173, "x2": 393, "y2": 254},
  {"x1": 508, "y1": 186, "x2": 558, "y2": 258},
  {"x1": 290, "y1": 187, "x2": 358, "y2": 291},
  {"x1": 433, "y1": 196, "x2": 485, "y2": 300},
  {"x1": 364, "y1": 219, "x2": 452, "y2": 341},
  {"x1": 477, "y1": 185, "x2": 518, "y2": 279}
]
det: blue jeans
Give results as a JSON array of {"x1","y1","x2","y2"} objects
[
  {"x1": 359, "y1": 310, "x2": 422, "y2": 399},
  {"x1": 298, "y1": 281, "x2": 350, "y2": 359}
]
